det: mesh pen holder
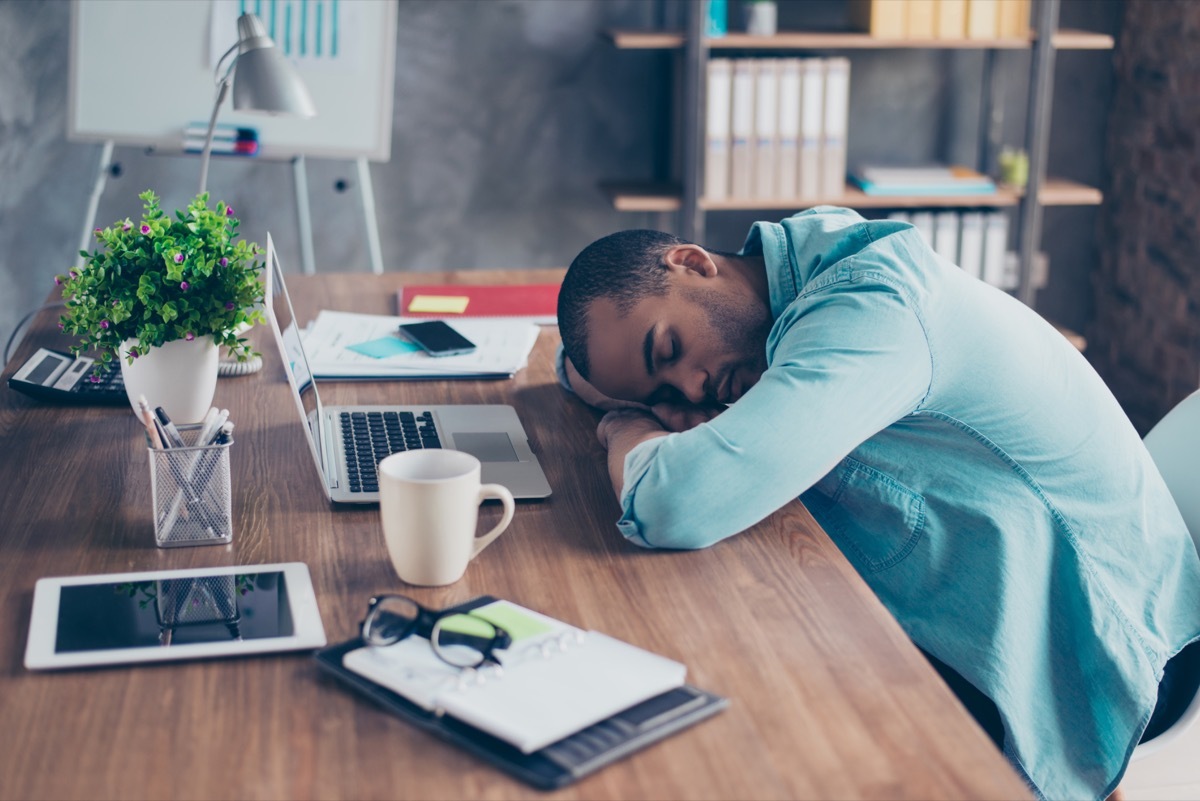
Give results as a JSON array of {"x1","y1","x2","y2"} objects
[{"x1": 148, "y1": 424, "x2": 234, "y2": 548}]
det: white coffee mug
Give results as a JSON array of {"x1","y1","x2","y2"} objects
[{"x1": 378, "y1": 449, "x2": 515, "y2": 586}]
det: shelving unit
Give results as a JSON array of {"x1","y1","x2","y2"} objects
[
  {"x1": 603, "y1": 28, "x2": 1113, "y2": 50},
  {"x1": 601, "y1": 176, "x2": 1103, "y2": 212},
  {"x1": 600, "y1": 0, "x2": 1113, "y2": 333}
]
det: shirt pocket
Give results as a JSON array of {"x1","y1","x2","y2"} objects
[{"x1": 803, "y1": 457, "x2": 927, "y2": 574}]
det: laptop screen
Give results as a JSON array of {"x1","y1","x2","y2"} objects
[{"x1": 264, "y1": 235, "x2": 328, "y2": 477}]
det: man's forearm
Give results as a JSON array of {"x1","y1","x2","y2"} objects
[{"x1": 597, "y1": 410, "x2": 669, "y2": 498}]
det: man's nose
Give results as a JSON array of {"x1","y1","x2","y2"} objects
[{"x1": 677, "y1": 366, "x2": 709, "y2": 405}]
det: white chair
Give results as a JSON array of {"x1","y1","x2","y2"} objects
[{"x1": 1131, "y1": 389, "x2": 1200, "y2": 762}]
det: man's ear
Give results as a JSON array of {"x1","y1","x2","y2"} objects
[{"x1": 662, "y1": 244, "x2": 718, "y2": 279}]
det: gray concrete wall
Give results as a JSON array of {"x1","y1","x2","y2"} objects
[{"x1": 1, "y1": 0, "x2": 1119, "y2": 358}]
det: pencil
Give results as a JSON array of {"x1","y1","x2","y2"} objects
[{"x1": 137, "y1": 395, "x2": 164, "y2": 449}]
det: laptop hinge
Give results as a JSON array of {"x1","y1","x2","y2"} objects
[{"x1": 323, "y1": 415, "x2": 339, "y2": 489}]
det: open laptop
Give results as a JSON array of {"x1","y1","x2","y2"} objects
[{"x1": 263, "y1": 235, "x2": 552, "y2": 503}]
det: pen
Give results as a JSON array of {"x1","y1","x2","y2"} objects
[
  {"x1": 137, "y1": 395, "x2": 164, "y2": 450},
  {"x1": 154, "y1": 407, "x2": 187, "y2": 448},
  {"x1": 205, "y1": 409, "x2": 231, "y2": 446},
  {"x1": 194, "y1": 407, "x2": 221, "y2": 448}
]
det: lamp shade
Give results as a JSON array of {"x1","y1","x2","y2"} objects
[{"x1": 230, "y1": 13, "x2": 316, "y2": 117}]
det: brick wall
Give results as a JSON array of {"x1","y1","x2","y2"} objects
[{"x1": 1090, "y1": 0, "x2": 1200, "y2": 434}]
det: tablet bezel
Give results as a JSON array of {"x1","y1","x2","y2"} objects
[{"x1": 24, "y1": 562, "x2": 327, "y2": 670}]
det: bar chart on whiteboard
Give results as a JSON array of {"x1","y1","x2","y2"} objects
[{"x1": 209, "y1": 0, "x2": 365, "y2": 70}]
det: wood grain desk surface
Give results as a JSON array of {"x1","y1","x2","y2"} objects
[{"x1": 0, "y1": 271, "x2": 1029, "y2": 800}]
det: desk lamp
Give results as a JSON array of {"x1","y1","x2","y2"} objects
[{"x1": 197, "y1": 12, "x2": 317, "y2": 194}]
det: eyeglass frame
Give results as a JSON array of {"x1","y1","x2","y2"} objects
[{"x1": 360, "y1": 594, "x2": 513, "y2": 669}]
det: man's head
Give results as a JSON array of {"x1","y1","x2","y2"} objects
[{"x1": 558, "y1": 229, "x2": 773, "y2": 407}]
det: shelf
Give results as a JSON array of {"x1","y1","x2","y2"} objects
[
  {"x1": 603, "y1": 28, "x2": 1113, "y2": 51},
  {"x1": 1013, "y1": 177, "x2": 1104, "y2": 206},
  {"x1": 601, "y1": 178, "x2": 1102, "y2": 213}
]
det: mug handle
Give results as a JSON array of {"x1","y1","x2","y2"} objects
[{"x1": 471, "y1": 483, "x2": 515, "y2": 558}]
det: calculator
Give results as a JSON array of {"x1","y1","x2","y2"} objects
[{"x1": 7, "y1": 348, "x2": 128, "y2": 405}]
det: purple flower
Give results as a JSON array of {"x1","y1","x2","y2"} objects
[
  {"x1": 122, "y1": 222, "x2": 132, "y2": 231},
  {"x1": 57, "y1": 322, "x2": 64, "y2": 330},
  {"x1": 90, "y1": 374, "x2": 101, "y2": 383},
  {"x1": 140, "y1": 224, "x2": 151, "y2": 235},
  {"x1": 180, "y1": 281, "x2": 190, "y2": 291},
  {"x1": 225, "y1": 301, "x2": 235, "y2": 311},
  {"x1": 218, "y1": 257, "x2": 228, "y2": 268},
  {"x1": 185, "y1": 332, "x2": 195, "y2": 341},
  {"x1": 94, "y1": 227, "x2": 102, "y2": 236},
  {"x1": 54, "y1": 276, "x2": 62, "y2": 286},
  {"x1": 130, "y1": 351, "x2": 139, "y2": 360},
  {"x1": 173, "y1": 253, "x2": 184, "y2": 264},
  {"x1": 100, "y1": 319, "x2": 110, "y2": 329},
  {"x1": 69, "y1": 270, "x2": 78, "y2": 279},
  {"x1": 225, "y1": 206, "x2": 235, "y2": 217},
  {"x1": 113, "y1": 299, "x2": 120, "y2": 307}
]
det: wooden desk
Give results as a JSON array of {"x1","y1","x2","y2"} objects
[{"x1": 0, "y1": 272, "x2": 1029, "y2": 800}]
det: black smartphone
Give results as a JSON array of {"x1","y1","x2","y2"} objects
[{"x1": 397, "y1": 320, "x2": 477, "y2": 357}]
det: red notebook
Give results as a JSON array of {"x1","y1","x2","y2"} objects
[{"x1": 396, "y1": 283, "x2": 560, "y2": 324}]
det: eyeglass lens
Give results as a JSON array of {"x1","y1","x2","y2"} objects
[
  {"x1": 364, "y1": 595, "x2": 422, "y2": 646},
  {"x1": 431, "y1": 614, "x2": 501, "y2": 668}
]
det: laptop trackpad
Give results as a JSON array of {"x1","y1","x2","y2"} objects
[{"x1": 451, "y1": 432, "x2": 519, "y2": 463}]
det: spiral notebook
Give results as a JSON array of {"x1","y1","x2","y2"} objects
[
  {"x1": 341, "y1": 600, "x2": 687, "y2": 753},
  {"x1": 319, "y1": 594, "x2": 724, "y2": 786}
]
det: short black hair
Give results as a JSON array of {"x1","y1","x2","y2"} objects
[{"x1": 557, "y1": 229, "x2": 686, "y2": 380}]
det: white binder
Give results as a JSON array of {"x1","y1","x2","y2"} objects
[
  {"x1": 910, "y1": 211, "x2": 935, "y2": 248},
  {"x1": 776, "y1": 58, "x2": 802, "y2": 200},
  {"x1": 933, "y1": 210, "x2": 961, "y2": 263},
  {"x1": 820, "y1": 57, "x2": 851, "y2": 200},
  {"x1": 752, "y1": 58, "x2": 780, "y2": 199},
  {"x1": 958, "y1": 212, "x2": 985, "y2": 279},
  {"x1": 798, "y1": 58, "x2": 824, "y2": 201},
  {"x1": 982, "y1": 211, "x2": 1012, "y2": 289},
  {"x1": 730, "y1": 59, "x2": 756, "y2": 199},
  {"x1": 704, "y1": 58, "x2": 733, "y2": 201}
]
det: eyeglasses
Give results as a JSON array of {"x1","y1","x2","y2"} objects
[{"x1": 360, "y1": 594, "x2": 512, "y2": 669}]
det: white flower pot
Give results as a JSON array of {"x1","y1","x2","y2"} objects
[{"x1": 119, "y1": 337, "x2": 219, "y2": 424}]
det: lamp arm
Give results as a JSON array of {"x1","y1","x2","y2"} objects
[
  {"x1": 197, "y1": 77, "x2": 231, "y2": 196},
  {"x1": 198, "y1": 40, "x2": 241, "y2": 195}
]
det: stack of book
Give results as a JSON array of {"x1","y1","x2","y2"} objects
[
  {"x1": 851, "y1": 164, "x2": 997, "y2": 196},
  {"x1": 849, "y1": 0, "x2": 1031, "y2": 40},
  {"x1": 705, "y1": 57, "x2": 849, "y2": 203},
  {"x1": 182, "y1": 124, "x2": 259, "y2": 156}
]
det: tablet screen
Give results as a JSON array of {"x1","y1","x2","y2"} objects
[{"x1": 55, "y1": 570, "x2": 293, "y2": 652}]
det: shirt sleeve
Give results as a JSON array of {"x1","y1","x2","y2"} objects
[{"x1": 615, "y1": 270, "x2": 933, "y2": 549}]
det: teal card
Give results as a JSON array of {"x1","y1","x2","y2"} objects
[{"x1": 346, "y1": 336, "x2": 421, "y2": 359}]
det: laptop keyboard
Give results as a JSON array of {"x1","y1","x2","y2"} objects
[{"x1": 340, "y1": 411, "x2": 442, "y2": 494}]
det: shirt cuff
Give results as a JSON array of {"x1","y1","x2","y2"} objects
[{"x1": 613, "y1": 435, "x2": 667, "y2": 549}]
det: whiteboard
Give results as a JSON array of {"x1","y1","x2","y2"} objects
[{"x1": 68, "y1": 0, "x2": 396, "y2": 161}]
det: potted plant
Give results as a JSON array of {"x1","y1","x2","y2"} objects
[{"x1": 57, "y1": 190, "x2": 265, "y2": 422}]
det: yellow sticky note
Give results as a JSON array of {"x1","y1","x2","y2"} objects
[{"x1": 408, "y1": 294, "x2": 470, "y2": 314}]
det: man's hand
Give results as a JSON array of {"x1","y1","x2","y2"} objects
[
  {"x1": 596, "y1": 409, "x2": 669, "y2": 499},
  {"x1": 649, "y1": 402, "x2": 724, "y2": 432},
  {"x1": 564, "y1": 356, "x2": 648, "y2": 412},
  {"x1": 566, "y1": 354, "x2": 723, "y2": 432}
]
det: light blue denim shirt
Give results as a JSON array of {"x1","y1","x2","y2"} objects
[{"x1": 561, "y1": 207, "x2": 1200, "y2": 800}]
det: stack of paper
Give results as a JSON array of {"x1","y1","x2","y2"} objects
[
  {"x1": 300, "y1": 310, "x2": 539, "y2": 380},
  {"x1": 852, "y1": 164, "x2": 997, "y2": 196}
]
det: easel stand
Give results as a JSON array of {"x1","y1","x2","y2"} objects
[{"x1": 77, "y1": 142, "x2": 385, "y2": 276}]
